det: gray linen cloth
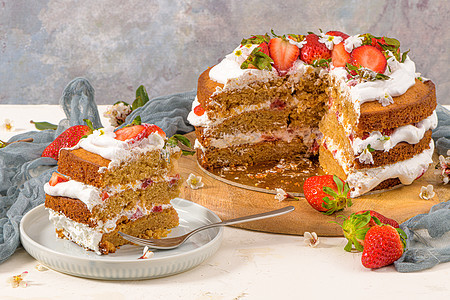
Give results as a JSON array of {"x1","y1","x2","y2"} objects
[{"x1": 0, "y1": 78, "x2": 448, "y2": 271}]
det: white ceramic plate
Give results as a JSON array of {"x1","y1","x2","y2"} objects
[{"x1": 20, "y1": 198, "x2": 223, "y2": 280}]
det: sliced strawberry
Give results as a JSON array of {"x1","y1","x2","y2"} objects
[
  {"x1": 350, "y1": 45, "x2": 387, "y2": 73},
  {"x1": 194, "y1": 105, "x2": 205, "y2": 116},
  {"x1": 114, "y1": 123, "x2": 166, "y2": 141},
  {"x1": 114, "y1": 124, "x2": 146, "y2": 141},
  {"x1": 370, "y1": 37, "x2": 386, "y2": 51},
  {"x1": 300, "y1": 34, "x2": 331, "y2": 65},
  {"x1": 49, "y1": 172, "x2": 69, "y2": 186},
  {"x1": 331, "y1": 42, "x2": 351, "y2": 68},
  {"x1": 101, "y1": 191, "x2": 109, "y2": 201},
  {"x1": 268, "y1": 37, "x2": 300, "y2": 75},
  {"x1": 142, "y1": 124, "x2": 166, "y2": 139},
  {"x1": 326, "y1": 31, "x2": 350, "y2": 40}
]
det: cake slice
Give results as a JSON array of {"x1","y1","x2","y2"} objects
[{"x1": 44, "y1": 124, "x2": 182, "y2": 254}]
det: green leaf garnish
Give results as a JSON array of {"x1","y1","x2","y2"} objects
[
  {"x1": 241, "y1": 33, "x2": 271, "y2": 45},
  {"x1": 132, "y1": 85, "x2": 150, "y2": 110},
  {"x1": 241, "y1": 47, "x2": 273, "y2": 71},
  {"x1": 30, "y1": 121, "x2": 58, "y2": 130},
  {"x1": 166, "y1": 134, "x2": 195, "y2": 156}
]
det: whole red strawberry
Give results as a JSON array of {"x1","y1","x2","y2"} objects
[
  {"x1": 303, "y1": 175, "x2": 351, "y2": 215},
  {"x1": 331, "y1": 42, "x2": 351, "y2": 68},
  {"x1": 356, "y1": 210, "x2": 399, "y2": 228},
  {"x1": 300, "y1": 34, "x2": 331, "y2": 65},
  {"x1": 42, "y1": 120, "x2": 94, "y2": 160},
  {"x1": 268, "y1": 37, "x2": 300, "y2": 75},
  {"x1": 361, "y1": 225, "x2": 406, "y2": 269}
]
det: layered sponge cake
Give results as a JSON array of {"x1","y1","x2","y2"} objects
[
  {"x1": 44, "y1": 124, "x2": 181, "y2": 254},
  {"x1": 188, "y1": 30, "x2": 437, "y2": 197}
]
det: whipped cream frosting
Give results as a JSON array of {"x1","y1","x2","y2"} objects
[
  {"x1": 68, "y1": 126, "x2": 166, "y2": 170},
  {"x1": 47, "y1": 202, "x2": 173, "y2": 254},
  {"x1": 347, "y1": 140, "x2": 434, "y2": 197},
  {"x1": 351, "y1": 111, "x2": 438, "y2": 155},
  {"x1": 44, "y1": 180, "x2": 102, "y2": 211}
]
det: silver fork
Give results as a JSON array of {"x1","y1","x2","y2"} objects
[{"x1": 119, "y1": 205, "x2": 294, "y2": 250}]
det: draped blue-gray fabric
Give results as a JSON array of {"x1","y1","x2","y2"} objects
[{"x1": 0, "y1": 78, "x2": 448, "y2": 272}]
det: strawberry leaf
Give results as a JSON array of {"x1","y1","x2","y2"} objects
[
  {"x1": 323, "y1": 186, "x2": 339, "y2": 198},
  {"x1": 132, "y1": 85, "x2": 150, "y2": 110},
  {"x1": 30, "y1": 121, "x2": 58, "y2": 130}
]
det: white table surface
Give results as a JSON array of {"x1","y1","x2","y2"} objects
[{"x1": 0, "y1": 105, "x2": 449, "y2": 300}]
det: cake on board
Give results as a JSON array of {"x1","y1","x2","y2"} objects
[{"x1": 188, "y1": 30, "x2": 437, "y2": 197}]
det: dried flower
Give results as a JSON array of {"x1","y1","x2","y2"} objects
[
  {"x1": 1, "y1": 118, "x2": 14, "y2": 132},
  {"x1": 186, "y1": 173, "x2": 204, "y2": 190},
  {"x1": 304, "y1": 232, "x2": 320, "y2": 248},
  {"x1": 138, "y1": 246, "x2": 154, "y2": 259},
  {"x1": 103, "y1": 102, "x2": 132, "y2": 127},
  {"x1": 6, "y1": 271, "x2": 28, "y2": 288},
  {"x1": 419, "y1": 185, "x2": 435, "y2": 200},
  {"x1": 376, "y1": 92, "x2": 394, "y2": 106},
  {"x1": 357, "y1": 145, "x2": 375, "y2": 164},
  {"x1": 274, "y1": 188, "x2": 299, "y2": 202},
  {"x1": 435, "y1": 151, "x2": 450, "y2": 184},
  {"x1": 35, "y1": 263, "x2": 49, "y2": 271}
]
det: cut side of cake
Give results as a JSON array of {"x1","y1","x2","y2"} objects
[
  {"x1": 44, "y1": 124, "x2": 182, "y2": 254},
  {"x1": 188, "y1": 31, "x2": 437, "y2": 197}
]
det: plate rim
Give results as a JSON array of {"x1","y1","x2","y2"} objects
[{"x1": 20, "y1": 198, "x2": 223, "y2": 265}]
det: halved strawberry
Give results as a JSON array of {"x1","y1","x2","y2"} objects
[
  {"x1": 193, "y1": 105, "x2": 205, "y2": 116},
  {"x1": 268, "y1": 37, "x2": 300, "y2": 75},
  {"x1": 258, "y1": 41, "x2": 270, "y2": 56},
  {"x1": 300, "y1": 34, "x2": 331, "y2": 65},
  {"x1": 326, "y1": 31, "x2": 350, "y2": 40},
  {"x1": 350, "y1": 45, "x2": 387, "y2": 73},
  {"x1": 49, "y1": 172, "x2": 69, "y2": 186},
  {"x1": 331, "y1": 42, "x2": 351, "y2": 68},
  {"x1": 114, "y1": 123, "x2": 166, "y2": 142},
  {"x1": 303, "y1": 175, "x2": 351, "y2": 215}
]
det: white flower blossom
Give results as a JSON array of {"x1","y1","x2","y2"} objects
[
  {"x1": 344, "y1": 35, "x2": 364, "y2": 52},
  {"x1": 304, "y1": 232, "x2": 320, "y2": 248},
  {"x1": 357, "y1": 147, "x2": 374, "y2": 164},
  {"x1": 376, "y1": 92, "x2": 394, "y2": 106},
  {"x1": 103, "y1": 102, "x2": 132, "y2": 127},
  {"x1": 1, "y1": 118, "x2": 14, "y2": 132},
  {"x1": 318, "y1": 33, "x2": 343, "y2": 50},
  {"x1": 138, "y1": 246, "x2": 154, "y2": 259},
  {"x1": 7, "y1": 271, "x2": 28, "y2": 288},
  {"x1": 186, "y1": 173, "x2": 205, "y2": 190},
  {"x1": 275, "y1": 188, "x2": 288, "y2": 202},
  {"x1": 419, "y1": 185, "x2": 435, "y2": 200},
  {"x1": 287, "y1": 37, "x2": 307, "y2": 49},
  {"x1": 436, "y1": 152, "x2": 450, "y2": 184}
]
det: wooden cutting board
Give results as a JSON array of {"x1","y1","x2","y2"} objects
[{"x1": 179, "y1": 133, "x2": 448, "y2": 236}]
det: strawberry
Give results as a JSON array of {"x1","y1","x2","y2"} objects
[
  {"x1": 193, "y1": 105, "x2": 205, "y2": 116},
  {"x1": 370, "y1": 37, "x2": 387, "y2": 51},
  {"x1": 355, "y1": 210, "x2": 399, "y2": 228},
  {"x1": 350, "y1": 45, "x2": 387, "y2": 74},
  {"x1": 49, "y1": 172, "x2": 69, "y2": 186},
  {"x1": 303, "y1": 175, "x2": 352, "y2": 215},
  {"x1": 101, "y1": 191, "x2": 109, "y2": 201},
  {"x1": 42, "y1": 120, "x2": 94, "y2": 160},
  {"x1": 258, "y1": 41, "x2": 270, "y2": 56},
  {"x1": 300, "y1": 34, "x2": 331, "y2": 65},
  {"x1": 361, "y1": 224, "x2": 406, "y2": 269},
  {"x1": 331, "y1": 42, "x2": 351, "y2": 68},
  {"x1": 326, "y1": 31, "x2": 350, "y2": 40},
  {"x1": 268, "y1": 37, "x2": 300, "y2": 75},
  {"x1": 114, "y1": 123, "x2": 166, "y2": 142}
]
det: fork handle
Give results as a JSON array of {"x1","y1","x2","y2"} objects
[{"x1": 186, "y1": 206, "x2": 295, "y2": 239}]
